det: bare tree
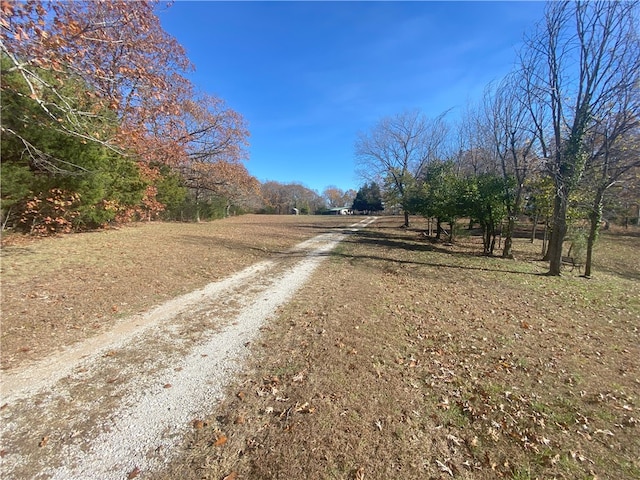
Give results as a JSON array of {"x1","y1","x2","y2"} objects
[
  {"x1": 455, "y1": 102, "x2": 500, "y2": 177},
  {"x1": 583, "y1": 125, "x2": 640, "y2": 276},
  {"x1": 520, "y1": 0, "x2": 640, "y2": 275},
  {"x1": 355, "y1": 110, "x2": 450, "y2": 227},
  {"x1": 322, "y1": 186, "x2": 356, "y2": 209},
  {"x1": 484, "y1": 75, "x2": 541, "y2": 258},
  {"x1": 261, "y1": 182, "x2": 323, "y2": 215}
]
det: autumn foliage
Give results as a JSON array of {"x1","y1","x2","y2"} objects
[
  {"x1": 18, "y1": 189, "x2": 80, "y2": 235},
  {"x1": 1, "y1": 0, "x2": 255, "y2": 232}
]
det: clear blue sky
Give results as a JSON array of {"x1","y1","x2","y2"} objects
[{"x1": 158, "y1": 1, "x2": 546, "y2": 194}]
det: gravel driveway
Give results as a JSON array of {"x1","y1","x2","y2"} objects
[{"x1": 0, "y1": 217, "x2": 376, "y2": 479}]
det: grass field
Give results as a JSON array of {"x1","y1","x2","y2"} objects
[
  {"x1": 157, "y1": 216, "x2": 639, "y2": 480},
  {"x1": 1, "y1": 215, "x2": 639, "y2": 479},
  {"x1": 0, "y1": 215, "x2": 349, "y2": 370}
]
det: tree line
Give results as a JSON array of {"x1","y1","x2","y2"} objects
[
  {"x1": 2, "y1": 1, "x2": 637, "y2": 278},
  {"x1": 0, "y1": 1, "x2": 365, "y2": 232},
  {"x1": 260, "y1": 182, "x2": 355, "y2": 215},
  {"x1": 0, "y1": 2, "x2": 345, "y2": 233},
  {"x1": 355, "y1": 1, "x2": 639, "y2": 277}
]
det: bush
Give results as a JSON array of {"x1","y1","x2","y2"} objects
[{"x1": 18, "y1": 189, "x2": 81, "y2": 235}]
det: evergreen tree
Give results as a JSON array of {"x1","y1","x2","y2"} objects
[
  {"x1": 1, "y1": 57, "x2": 146, "y2": 232},
  {"x1": 352, "y1": 182, "x2": 383, "y2": 213}
]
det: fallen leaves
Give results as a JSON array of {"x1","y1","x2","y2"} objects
[
  {"x1": 192, "y1": 419, "x2": 206, "y2": 430},
  {"x1": 97, "y1": 217, "x2": 638, "y2": 480},
  {"x1": 435, "y1": 459, "x2": 454, "y2": 476},
  {"x1": 294, "y1": 402, "x2": 315, "y2": 414},
  {"x1": 213, "y1": 435, "x2": 227, "y2": 447},
  {"x1": 437, "y1": 397, "x2": 451, "y2": 410},
  {"x1": 127, "y1": 466, "x2": 140, "y2": 479},
  {"x1": 446, "y1": 434, "x2": 463, "y2": 446}
]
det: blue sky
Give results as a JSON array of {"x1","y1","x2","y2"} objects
[{"x1": 158, "y1": 1, "x2": 546, "y2": 194}]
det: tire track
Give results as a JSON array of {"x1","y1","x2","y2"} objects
[{"x1": 0, "y1": 217, "x2": 376, "y2": 480}]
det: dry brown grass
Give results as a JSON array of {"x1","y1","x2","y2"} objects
[
  {"x1": 2, "y1": 215, "x2": 639, "y2": 479},
  {"x1": 0, "y1": 215, "x2": 351, "y2": 370},
  {"x1": 155, "y1": 216, "x2": 639, "y2": 480}
]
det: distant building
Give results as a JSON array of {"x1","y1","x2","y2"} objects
[{"x1": 328, "y1": 207, "x2": 352, "y2": 215}]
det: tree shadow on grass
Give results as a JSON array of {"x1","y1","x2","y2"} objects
[
  {"x1": 588, "y1": 262, "x2": 640, "y2": 282},
  {"x1": 336, "y1": 228, "x2": 547, "y2": 277},
  {"x1": 180, "y1": 224, "x2": 547, "y2": 277}
]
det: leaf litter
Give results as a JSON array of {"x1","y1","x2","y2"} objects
[
  {"x1": 1, "y1": 216, "x2": 638, "y2": 479},
  {"x1": 0, "y1": 215, "x2": 378, "y2": 479},
  {"x1": 156, "y1": 217, "x2": 639, "y2": 480}
]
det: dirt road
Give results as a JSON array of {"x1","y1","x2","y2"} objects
[{"x1": 0, "y1": 217, "x2": 376, "y2": 479}]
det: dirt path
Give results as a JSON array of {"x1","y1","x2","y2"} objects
[{"x1": 0, "y1": 217, "x2": 377, "y2": 480}]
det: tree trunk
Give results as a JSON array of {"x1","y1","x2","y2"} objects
[
  {"x1": 481, "y1": 223, "x2": 491, "y2": 255},
  {"x1": 584, "y1": 187, "x2": 605, "y2": 278},
  {"x1": 436, "y1": 218, "x2": 442, "y2": 240},
  {"x1": 542, "y1": 217, "x2": 549, "y2": 258},
  {"x1": 502, "y1": 217, "x2": 515, "y2": 258},
  {"x1": 1, "y1": 206, "x2": 12, "y2": 231},
  {"x1": 502, "y1": 194, "x2": 523, "y2": 258},
  {"x1": 547, "y1": 193, "x2": 568, "y2": 275},
  {"x1": 490, "y1": 230, "x2": 497, "y2": 255},
  {"x1": 403, "y1": 210, "x2": 410, "y2": 227},
  {"x1": 531, "y1": 211, "x2": 539, "y2": 243}
]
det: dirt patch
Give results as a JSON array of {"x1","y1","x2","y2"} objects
[{"x1": 155, "y1": 216, "x2": 640, "y2": 480}]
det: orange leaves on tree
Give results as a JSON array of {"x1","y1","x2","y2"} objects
[
  {"x1": 19, "y1": 189, "x2": 81, "y2": 235},
  {"x1": 2, "y1": 0, "x2": 194, "y2": 159},
  {"x1": 1, "y1": 0, "x2": 14, "y2": 17},
  {"x1": 322, "y1": 186, "x2": 355, "y2": 208},
  {"x1": 3, "y1": 0, "x2": 254, "y2": 227}
]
